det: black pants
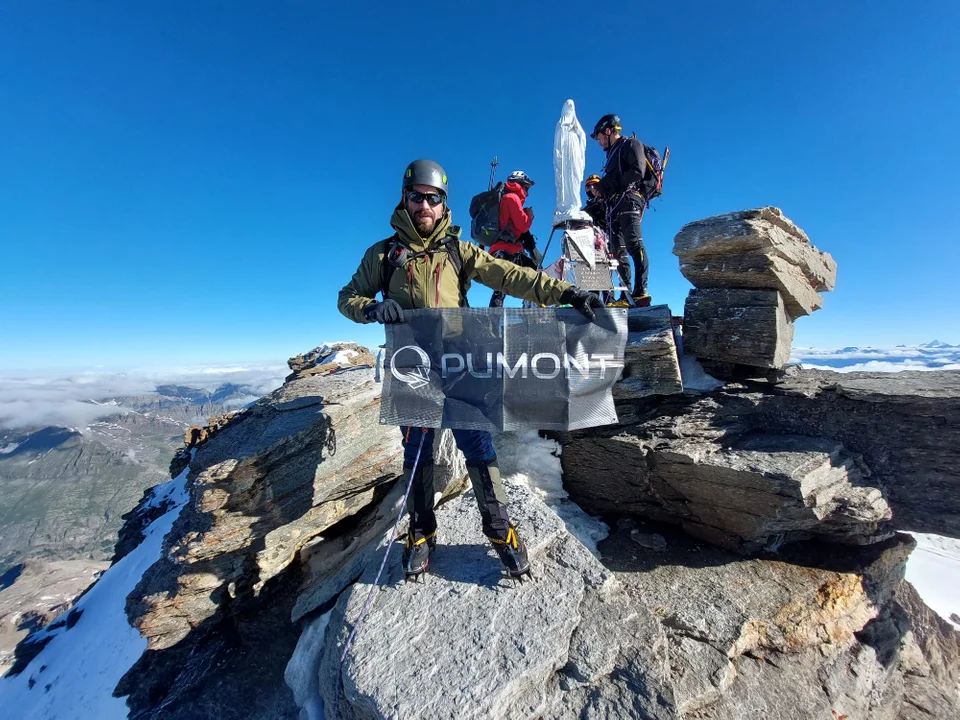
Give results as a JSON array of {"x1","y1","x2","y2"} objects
[
  {"x1": 489, "y1": 248, "x2": 538, "y2": 308},
  {"x1": 609, "y1": 197, "x2": 648, "y2": 296},
  {"x1": 401, "y1": 427, "x2": 511, "y2": 541}
]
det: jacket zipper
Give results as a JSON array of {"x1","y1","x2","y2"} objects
[{"x1": 434, "y1": 261, "x2": 442, "y2": 308}]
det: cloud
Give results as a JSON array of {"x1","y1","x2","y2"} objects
[
  {"x1": 799, "y1": 360, "x2": 960, "y2": 373},
  {"x1": 0, "y1": 399, "x2": 133, "y2": 431},
  {"x1": 0, "y1": 363, "x2": 288, "y2": 431},
  {"x1": 221, "y1": 395, "x2": 262, "y2": 410},
  {"x1": 791, "y1": 344, "x2": 960, "y2": 373}
]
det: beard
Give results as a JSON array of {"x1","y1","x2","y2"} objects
[{"x1": 413, "y1": 212, "x2": 436, "y2": 236}]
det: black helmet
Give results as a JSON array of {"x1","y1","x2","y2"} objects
[
  {"x1": 402, "y1": 159, "x2": 448, "y2": 196},
  {"x1": 591, "y1": 114, "x2": 621, "y2": 139},
  {"x1": 506, "y1": 170, "x2": 535, "y2": 188}
]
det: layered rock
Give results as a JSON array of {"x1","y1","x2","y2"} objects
[
  {"x1": 563, "y1": 369, "x2": 960, "y2": 548},
  {"x1": 673, "y1": 207, "x2": 836, "y2": 371},
  {"x1": 100, "y1": 349, "x2": 958, "y2": 719},
  {"x1": 682, "y1": 287, "x2": 794, "y2": 369},
  {"x1": 182, "y1": 408, "x2": 249, "y2": 451},
  {"x1": 126, "y1": 368, "x2": 398, "y2": 653},
  {"x1": 614, "y1": 305, "x2": 683, "y2": 400},
  {"x1": 673, "y1": 207, "x2": 837, "y2": 319},
  {"x1": 286, "y1": 342, "x2": 377, "y2": 382},
  {"x1": 291, "y1": 429, "x2": 467, "y2": 622},
  {"x1": 114, "y1": 355, "x2": 469, "y2": 713}
]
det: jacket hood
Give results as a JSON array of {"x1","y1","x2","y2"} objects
[
  {"x1": 503, "y1": 181, "x2": 528, "y2": 202},
  {"x1": 390, "y1": 203, "x2": 453, "y2": 251}
]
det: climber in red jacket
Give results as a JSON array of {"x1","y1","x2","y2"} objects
[{"x1": 488, "y1": 171, "x2": 540, "y2": 307}]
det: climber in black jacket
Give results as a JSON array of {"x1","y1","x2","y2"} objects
[{"x1": 591, "y1": 114, "x2": 651, "y2": 307}]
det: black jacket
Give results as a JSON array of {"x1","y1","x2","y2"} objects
[{"x1": 597, "y1": 135, "x2": 646, "y2": 200}]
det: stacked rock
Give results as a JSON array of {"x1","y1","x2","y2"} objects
[{"x1": 673, "y1": 207, "x2": 836, "y2": 370}]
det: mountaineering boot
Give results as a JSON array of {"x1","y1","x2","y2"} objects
[
  {"x1": 404, "y1": 462, "x2": 437, "y2": 543},
  {"x1": 489, "y1": 525, "x2": 532, "y2": 581},
  {"x1": 402, "y1": 529, "x2": 434, "y2": 581},
  {"x1": 466, "y1": 460, "x2": 512, "y2": 540},
  {"x1": 632, "y1": 293, "x2": 652, "y2": 308},
  {"x1": 606, "y1": 290, "x2": 633, "y2": 308}
]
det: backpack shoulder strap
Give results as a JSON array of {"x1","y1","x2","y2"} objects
[
  {"x1": 440, "y1": 230, "x2": 470, "y2": 306},
  {"x1": 379, "y1": 234, "x2": 401, "y2": 300}
]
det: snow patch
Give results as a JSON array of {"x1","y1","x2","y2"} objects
[
  {"x1": 0, "y1": 464, "x2": 193, "y2": 718},
  {"x1": 495, "y1": 430, "x2": 609, "y2": 556},
  {"x1": 905, "y1": 533, "x2": 960, "y2": 629},
  {"x1": 679, "y1": 354, "x2": 725, "y2": 392},
  {"x1": 0, "y1": 442, "x2": 19, "y2": 454},
  {"x1": 319, "y1": 350, "x2": 358, "y2": 367},
  {"x1": 284, "y1": 611, "x2": 332, "y2": 720}
]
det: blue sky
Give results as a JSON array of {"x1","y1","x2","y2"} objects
[{"x1": 1, "y1": 1, "x2": 958, "y2": 370}]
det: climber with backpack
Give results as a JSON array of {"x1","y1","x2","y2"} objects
[
  {"x1": 479, "y1": 170, "x2": 541, "y2": 307},
  {"x1": 337, "y1": 159, "x2": 604, "y2": 581},
  {"x1": 590, "y1": 113, "x2": 666, "y2": 308}
]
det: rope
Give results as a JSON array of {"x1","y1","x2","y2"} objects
[{"x1": 338, "y1": 428, "x2": 430, "y2": 666}]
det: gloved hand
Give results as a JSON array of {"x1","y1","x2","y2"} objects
[
  {"x1": 520, "y1": 232, "x2": 538, "y2": 254},
  {"x1": 559, "y1": 287, "x2": 604, "y2": 322},
  {"x1": 364, "y1": 299, "x2": 406, "y2": 324}
]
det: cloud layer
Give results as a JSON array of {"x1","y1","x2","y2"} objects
[
  {"x1": 791, "y1": 343, "x2": 960, "y2": 373},
  {"x1": 0, "y1": 363, "x2": 288, "y2": 430}
]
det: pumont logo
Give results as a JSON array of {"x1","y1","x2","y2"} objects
[{"x1": 389, "y1": 345, "x2": 619, "y2": 387}]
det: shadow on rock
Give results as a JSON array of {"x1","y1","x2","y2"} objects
[{"x1": 387, "y1": 539, "x2": 506, "y2": 589}]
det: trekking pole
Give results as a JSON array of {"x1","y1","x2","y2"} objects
[
  {"x1": 338, "y1": 428, "x2": 429, "y2": 666},
  {"x1": 487, "y1": 156, "x2": 498, "y2": 191},
  {"x1": 537, "y1": 225, "x2": 559, "y2": 272}
]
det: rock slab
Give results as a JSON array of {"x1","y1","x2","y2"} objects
[
  {"x1": 614, "y1": 305, "x2": 684, "y2": 400},
  {"x1": 563, "y1": 369, "x2": 960, "y2": 546},
  {"x1": 683, "y1": 287, "x2": 794, "y2": 369},
  {"x1": 673, "y1": 206, "x2": 837, "y2": 319},
  {"x1": 319, "y1": 481, "x2": 611, "y2": 720},
  {"x1": 308, "y1": 499, "x2": 959, "y2": 719}
]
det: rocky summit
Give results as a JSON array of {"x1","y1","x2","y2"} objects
[
  {"x1": 5, "y1": 208, "x2": 959, "y2": 719},
  {"x1": 81, "y1": 339, "x2": 955, "y2": 720}
]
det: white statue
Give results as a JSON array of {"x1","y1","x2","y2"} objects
[{"x1": 553, "y1": 99, "x2": 591, "y2": 226}]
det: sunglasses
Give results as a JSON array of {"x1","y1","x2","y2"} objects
[{"x1": 405, "y1": 190, "x2": 445, "y2": 206}]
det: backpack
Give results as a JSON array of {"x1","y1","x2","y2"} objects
[
  {"x1": 468, "y1": 183, "x2": 513, "y2": 246},
  {"x1": 607, "y1": 135, "x2": 668, "y2": 205},
  {"x1": 379, "y1": 232, "x2": 471, "y2": 306},
  {"x1": 639, "y1": 144, "x2": 665, "y2": 202}
]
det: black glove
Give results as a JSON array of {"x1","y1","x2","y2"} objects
[
  {"x1": 520, "y1": 231, "x2": 537, "y2": 254},
  {"x1": 560, "y1": 287, "x2": 604, "y2": 322},
  {"x1": 364, "y1": 299, "x2": 406, "y2": 324}
]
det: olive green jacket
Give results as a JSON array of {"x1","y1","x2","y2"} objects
[{"x1": 338, "y1": 206, "x2": 573, "y2": 323}]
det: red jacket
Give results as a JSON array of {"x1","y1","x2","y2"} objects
[{"x1": 490, "y1": 182, "x2": 533, "y2": 255}]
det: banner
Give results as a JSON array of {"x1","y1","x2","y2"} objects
[{"x1": 381, "y1": 308, "x2": 627, "y2": 431}]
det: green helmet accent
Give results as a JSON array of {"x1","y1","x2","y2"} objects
[{"x1": 402, "y1": 159, "x2": 448, "y2": 196}]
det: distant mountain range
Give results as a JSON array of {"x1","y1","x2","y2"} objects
[
  {"x1": 0, "y1": 382, "x2": 271, "y2": 571},
  {"x1": 791, "y1": 341, "x2": 960, "y2": 371},
  {"x1": 0, "y1": 371, "x2": 286, "y2": 673}
]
